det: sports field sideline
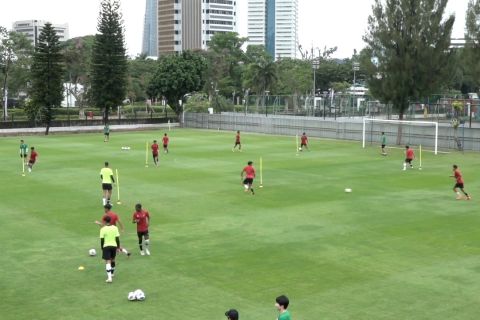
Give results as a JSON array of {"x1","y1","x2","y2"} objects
[{"x1": 1, "y1": 128, "x2": 480, "y2": 320}]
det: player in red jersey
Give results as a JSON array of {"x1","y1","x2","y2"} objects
[
  {"x1": 151, "y1": 140, "x2": 159, "y2": 166},
  {"x1": 27, "y1": 147, "x2": 38, "y2": 172},
  {"x1": 132, "y1": 203, "x2": 151, "y2": 256},
  {"x1": 232, "y1": 130, "x2": 241, "y2": 152},
  {"x1": 162, "y1": 133, "x2": 169, "y2": 154},
  {"x1": 403, "y1": 145, "x2": 415, "y2": 170},
  {"x1": 241, "y1": 161, "x2": 256, "y2": 195},
  {"x1": 300, "y1": 132, "x2": 309, "y2": 151},
  {"x1": 450, "y1": 165, "x2": 471, "y2": 200},
  {"x1": 95, "y1": 204, "x2": 131, "y2": 256}
]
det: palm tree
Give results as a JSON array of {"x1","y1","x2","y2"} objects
[{"x1": 245, "y1": 57, "x2": 277, "y2": 113}]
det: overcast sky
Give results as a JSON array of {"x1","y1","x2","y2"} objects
[{"x1": 0, "y1": 0, "x2": 470, "y2": 58}]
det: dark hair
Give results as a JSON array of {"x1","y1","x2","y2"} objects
[
  {"x1": 135, "y1": 203, "x2": 142, "y2": 210},
  {"x1": 303, "y1": 132, "x2": 305, "y2": 135},
  {"x1": 153, "y1": 140, "x2": 157, "y2": 143},
  {"x1": 382, "y1": 132, "x2": 385, "y2": 134},
  {"x1": 104, "y1": 203, "x2": 112, "y2": 210},
  {"x1": 31, "y1": 147, "x2": 34, "y2": 150},
  {"x1": 225, "y1": 309, "x2": 239, "y2": 320},
  {"x1": 453, "y1": 164, "x2": 458, "y2": 169},
  {"x1": 104, "y1": 215, "x2": 111, "y2": 224},
  {"x1": 105, "y1": 161, "x2": 109, "y2": 166},
  {"x1": 247, "y1": 161, "x2": 253, "y2": 165},
  {"x1": 405, "y1": 145, "x2": 409, "y2": 149},
  {"x1": 276, "y1": 295, "x2": 289, "y2": 309}
]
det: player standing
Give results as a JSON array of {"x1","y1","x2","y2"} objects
[
  {"x1": 95, "y1": 204, "x2": 131, "y2": 256},
  {"x1": 103, "y1": 123, "x2": 110, "y2": 142},
  {"x1": 381, "y1": 132, "x2": 387, "y2": 155},
  {"x1": 300, "y1": 132, "x2": 309, "y2": 151},
  {"x1": 162, "y1": 133, "x2": 169, "y2": 154},
  {"x1": 403, "y1": 145, "x2": 415, "y2": 170},
  {"x1": 132, "y1": 203, "x2": 151, "y2": 256},
  {"x1": 19, "y1": 139, "x2": 28, "y2": 164},
  {"x1": 451, "y1": 165, "x2": 471, "y2": 200},
  {"x1": 151, "y1": 140, "x2": 159, "y2": 166},
  {"x1": 100, "y1": 162, "x2": 115, "y2": 206},
  {"x1": 27, "y1": 147, "x2": 38, "y2": 172},
  {"x1": 241, "y1": 161, "x2": 255, "y2": 195},
  {"x1": 100, "y1": 215, "x2": 120, "y2": 283},
  {"x1": 232, "y1": 130, "x2": 241, "y2": 152}
]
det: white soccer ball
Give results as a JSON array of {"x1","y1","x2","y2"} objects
[
  {"x1": 127, "y1": 291, "x2": 136, "y2": 301},
  {"x1": 298, "y1": 147, "x2": 302, "y2": 151},
  {"x1": 88, "y1": 248, "x2": 96, "y2": 256},
  {"x1": 344, "y1": 188, "x2": 352, "y2": 193},
  {"x1": 134, "y1": 289, "x2": 146, "y2": 301}
]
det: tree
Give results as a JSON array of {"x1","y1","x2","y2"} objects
[
  {"x1": 91, "y1": 0, "x2": 128, "y2": 123},
  {"x1": 1, "y1": 28, "x2": 33, "y2": 120},
  {"x1": 363, "y1": 0, "x2": 454, "y2": 120},
  {"x1": 148, "y1": 50, "x2": 207, "y2": 116},
  {"x1": 464, "y1": 0, "x2": 480, "y2": 92},
  {"x1": 30, "y1": 23, "x2": 64, "y2": 134},
  {"x1": 127, "y1": 55, "x2": 157, "y2": 104},
  {"x1": 62, "y1": 36, "x2": 94, "y2": 107}
]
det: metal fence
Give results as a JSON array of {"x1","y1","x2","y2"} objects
[{"x1": 184, "y1": 113, "x2": 480, "y2": 152}]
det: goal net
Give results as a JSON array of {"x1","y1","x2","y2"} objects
[{"x1": 362, "y1": 118, "x2": 438, "y2": 155}]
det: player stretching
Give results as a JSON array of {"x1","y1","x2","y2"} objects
[
  {"x1": 232, "y1": 131, "x2": 241, "y2": 152},
  {"x1": 162, "y1": 133, "x2": 169, "y2": 154},
  {"x1": 20, "y1": 139, "x2": 28, "y2": 165},
  {"x1": 100, "y1": 162, "x2": 115, "y2": 206},
  {"x1": 451, "y1": 165, "x2": 471, "y2": 200},
  {"x1": 132, "y1": 203, "x2": 151, "y2": 256},
  {"x1": 28, "y1": 147, "x2": 38, "y2": 172},
  {"x1": 300, "y1": 132, "x2": 309, "y2": 151},
  {"x1": 403, "y1": 145, "x2": 414, "y2": 170},
  {"x1": 100, "y1": 215, "x2": 120, "y2": 283},
  {"x1": 241, "y1": 161, "x2": 255, "y2": 195},
  {"x1": 95, "y1": 204, "x2": 131, "y2": 256},
  {"x1": 151, "y1": 140, "x2": 159, "y2": 166}
]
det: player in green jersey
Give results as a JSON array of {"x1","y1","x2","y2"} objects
[
  {"x1": 19, "y1": 140, "x2": 28, "y2": 164},
  {"x1": 275, "y1": 295, "x2": 291, "y2": 320},
  {"x1": 381, "y1": 132, "x2": 387, "y2": 156}
]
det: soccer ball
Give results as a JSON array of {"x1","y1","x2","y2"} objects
[
  {"x1": 134, "y1": 289, "x2": 146, "y2": 301},
  {"x1": 88, "y1": 248, "x2": 96, "y2": 256},
  {"x1": 127, "y1": 292, "x2": 136, "y2": 301},
  {"x1": 298, "y1": 147, "x2": 302, "y2": 151},
  {"x1": 344, "y1": 188, "x2": 352, "y2": 193}
]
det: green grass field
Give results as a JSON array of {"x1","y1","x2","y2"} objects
[{"x1": 1, "y1": 129, "x2": 480, "y2": 320}]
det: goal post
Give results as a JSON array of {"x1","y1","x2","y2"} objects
[{"x1": 362, "y1": 118, "x2": 438, "y2": 155}]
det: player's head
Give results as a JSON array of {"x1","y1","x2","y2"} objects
[
  {"x1": 104, "y1": 215, "x2": 112, "y2": 224},
  {"x1": 20, "y1": 139, "x2": 24, "y2": 143},
  {"x1": 135, "y1": 203, "x2": 142, "y2": 211},
  {"x1": 275, "y1": 295, "x2": 289, "y2": 310},
  {"x1": 382, "y1": 132, "x2": 385, "y2": 135},
  {"x1": 405, "y1": 145, "x2": 409, "y2": 149},
  {"x1": 225, "y1": 309, "x2": 239, "y2": 320},
  {"x1": 31, "y1": 147, "x2": 34, "y2": 150},
  {"x1": 104, "y1": 203, "x2": 112, "y2": 211},
  {"x1": 153, "y1": 140, "x2": 157, "y2": 143},
  {"x1": 105, "y1": 161, "x2": 109, "y2": 167},
  {"x1": 237, "y1": 130, "x2": 240, "y2": 134},
  {"x1": 247, "y1": 161, "x2": 253, "y2": 166},
  {"x1": 303, "y1": 132, "x2": 305, "y2": 135},
  {"x1": 453, "y1": 164, "x2": 458, "y2": 169},
  {"x1": 164, "y1": 133, "x2": 167, "y2": 136}
]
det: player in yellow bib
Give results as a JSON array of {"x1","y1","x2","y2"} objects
[
  {"x1": 100, "y1": 162, "x2": 115, "y2": 206},
  {"x1": 100, "y1": 216, "x2": 120, "y2": 283}
]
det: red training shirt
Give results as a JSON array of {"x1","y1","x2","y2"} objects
[
  {"x1": 243, "y1": 165, "x2": 255, "y2": 179},
  {"x1": 162, "y1": 136, "x2": 169, "y2": 145},
  {"x1": 406, "y1": 149, "x2": 414, "y2": 159},
  {"x1": 301, "y1": 135, "x2": 308, "y2": 144},
  {"x1": 133, "y1": 210, "x2": 150, "y2": 232},
  {"x1": 235, "y1": 133, "x2": 240, "y2": 143},
  {"x1": 151, "y1": 143, "x2": 159, "y2": 155},
  {"x1": 454, "y1": 169, "x2": 464, "y2": 184},
  {"x1": 102, "y1": 211, "x2": 119, "y2": 226},
  {"x1": 30, "y1": 151, "x2": 38, "y2": 162}
]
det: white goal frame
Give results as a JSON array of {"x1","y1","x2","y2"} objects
[{"x1": 362, "y1": 118, "x2": 438, "y2": 155}]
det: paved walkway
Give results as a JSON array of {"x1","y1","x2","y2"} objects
[{"x1": 0, "y1": 123, "x2": 179, "y2": 136}]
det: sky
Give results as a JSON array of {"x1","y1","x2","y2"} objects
[{"x1": 0, "y1": 0, "x2": 470, "y2": 58}]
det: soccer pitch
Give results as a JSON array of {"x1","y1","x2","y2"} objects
[{"x1": 1, "y1": 128, "x2": 480, "y2": 320}]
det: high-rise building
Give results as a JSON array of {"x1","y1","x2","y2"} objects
[
  {"x1": 13, "y1": 20, "x2": 69, "y2": 46},
  {"x1": 157, "y1": 0, "x2": 237, "y2": 56},
  {"x1": 247, "y1": 0, "x2": 298, "y2": 60},
  {"x1": 142, "y1": 0, "x2": 158, "y2": 57}
]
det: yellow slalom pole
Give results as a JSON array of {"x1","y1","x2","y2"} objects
[
  {"x1": 22, "y1": 157, "x2": 25, "y2": 176},
  {"x1": 115, "y1": 169, "x2": 121, "y2": 204},
  {"x1": 259, "y1": 157, "x2": 263, "y2": 188},
  {"x1": 145, "y1": 141, "x2": 149, "y2": 167},
  {"x1": 419, "y1": 145, "x2": 422, "y2": 170}
]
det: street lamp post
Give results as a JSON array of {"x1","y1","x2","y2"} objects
[
  {"x1": 352, "y1": 61, "x2": 360, "y2": 115},
  {"x1": 264, "y1": 90, "x2": 270, "y2": 116}
]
